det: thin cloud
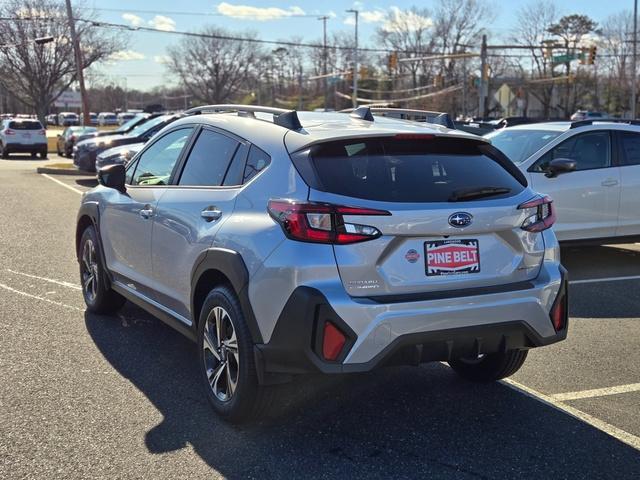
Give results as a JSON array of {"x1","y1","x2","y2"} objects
[
  {"x1": 122, "y1": 13, "x2": 143, "y2": 27},
  {"x1": 154, "y1": 55, "x2": 171, "y2": 64},
  {"x1": 109, "y1": 50, "x2": 145, "y2": 61},
  {"x1": 216, "y1": 2, "x2": 305, "y2": 21},
  {"x1": 344, "y1": 9, "x2": 385, "y2": 26},
  {"x1": 149, "y1": 15, "x2": 176, "y2": 32},
  {"x1": 382, "y1": 7, "x2": 433, "y2": 32}
]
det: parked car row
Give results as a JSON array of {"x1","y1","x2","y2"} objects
[{"x1": 46, "y1": 111, "x2": 142, "y2": 127}]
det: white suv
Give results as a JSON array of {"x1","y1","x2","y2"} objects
[
  {"x1": 0, "y1": 118, "x2": 47, "y2": 158},
  {"x1": 487, "y1": 120, "x2": 640, "y2": 243}
]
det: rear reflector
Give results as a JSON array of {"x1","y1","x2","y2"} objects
[
  {"x1": 550, "y1": 287, "x2": 568, "y2": 332},
  {"x1": 322, "y1": 322, "x2": 346, "y2": 361}
]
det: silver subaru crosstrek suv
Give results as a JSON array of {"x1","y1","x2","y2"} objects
[{"x1": 76, "y1": 105, "x2": 568, "y2": 422}]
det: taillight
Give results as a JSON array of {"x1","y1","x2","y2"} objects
[
  {"x1": 70, "y1": 135, "x2": 76, "y2": 141},
  {"x1": 5, "y1": 129, "x2": 15, "y2": 135},
  {"x1": 518, "y1": 195, "x2": 555, "y2": 232},
  {"x1": 267, "y1": 199, "x2": 390, "y2": 244},
  {"x1": 39, "y1": 129, "x2": 46, "y2": 135},
  {"x1": 322, "y1": 322, "x2": 346, "y2": 361}
]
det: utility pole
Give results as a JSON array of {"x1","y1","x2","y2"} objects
[
  {"x1": 633, "y1": 0, "x2": 638, "y2": 118},
  {"x1": 478, "y1": 34, "x2": 487, "y2": 118},
  {"x1": 346, "y1": 9, "x2": 359, "y2": 108},
  {"x1": 319, "y1": 16, "x2": 329, "y2": 111},
  {"x1": 65, "y1": 0, "x2": 90, "y2": 126}
]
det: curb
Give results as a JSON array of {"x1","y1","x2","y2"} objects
[{"x1": 36, "y1": 166, "x2": 95, "y2": 176}]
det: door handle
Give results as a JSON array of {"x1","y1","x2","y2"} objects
[
  {"x1": 601, "y1": 179, "x2": 619, "y2": 187},
  {"x1": 201, "y1": 207, "x2": 222, "y2": 222},
  {"x1": 139, "y1": 205, "x2": 154, "y2": 219}
]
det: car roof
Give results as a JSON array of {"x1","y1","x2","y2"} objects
[{"x1": 168, "y1": 110, "x2": 487, "y2": 154}]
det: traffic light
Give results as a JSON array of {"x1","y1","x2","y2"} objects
[
  {"x1": 579, "y1": 47, "x2": 588, "y2": 65},
  {"x1": 433, "y1": 74, "x2": 444, "y2": 88},
  {"x1": 388, "y1": 51, "x2": 398, "y2": 71},
  {"x1": 587, "y1": 45, "x2": 597, "y2": 65}
]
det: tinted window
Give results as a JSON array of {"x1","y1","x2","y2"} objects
[
  {"x1": 534, "y1": 131, "x2": 611, "y2": 172},
  {"x1": 243, "y1": 145, "x2": 271, "y2": 183},
  {"x1": 307, "y1": 138, "x2": 524, "y2": 203},
  {"x1": 178, "y1": 129, "x2": 239, "y2": 186},
  {"x1": 222, "y1": 143, "x2": 249, "y2": 186},
  {"x1": 128, "y1": 115, "x2": 169, "y2": 138},
  {"x1": 486, "y1": 129, "x2": 561, "y2": 164},
  {"x1": 9, "y1": 121, "x2": 43, "y2": 130},
  {"x1": 619, "y1": 132, "x2": 640, "y2": 166},
  {"x1": 131, "y1": 128, "x2": 192, "y2": 186}
]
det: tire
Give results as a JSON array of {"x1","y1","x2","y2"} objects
[
  {"x1": 79, "y1": 225, "x2": 126, "y2": 314},
  {"x1": 30, "y1": 151, "x2": 37, "y2": 158},
  {"x1": 197, "y1": 285, "x2": 273, "y2": 423},
  {"x1": 40, "y1": 150, "x2": 48, "y2": 159},
  {"x1": 1, "y1": 146, "x2": 8, "y2": 159},
  {"x1": 448, "y1": 349, "x2": 528, "y2": 383},
  {"x1": 57, "y1": 145, "x2": 63, "y2": 156}
]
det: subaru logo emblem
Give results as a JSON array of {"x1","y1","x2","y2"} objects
[{"x1": 448, "y1": 212, "x2": 473, "y2": 228}]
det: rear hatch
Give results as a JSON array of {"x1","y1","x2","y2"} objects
[
  {"x1": 293, "y1": 135, "x2": 545, "y2": 298},
  {"x1": 7, "y1": 120, "x2": 45, "y2": 145}
]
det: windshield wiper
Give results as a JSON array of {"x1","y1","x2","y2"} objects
[{"x1": 448, "y1": 186, "x2": 511, "y2": 202}]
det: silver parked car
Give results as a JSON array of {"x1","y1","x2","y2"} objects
[{"x1": 76, "y1": 105, "x2": 568, "y2": 422}]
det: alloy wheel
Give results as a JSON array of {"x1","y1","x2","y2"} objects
[
  {"x1": 81, "y1": 238, "x2": 98, "y2": 303},
  {"x1": 202, "y1": 306, "x2": 239, "y2": 402}
]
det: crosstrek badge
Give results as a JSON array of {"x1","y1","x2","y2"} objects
[{"x1": 425, "y1": 239, "x2": 480, "y2": 276}]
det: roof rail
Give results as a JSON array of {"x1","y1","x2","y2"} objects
[
  {"x1": 184, "y1": 104, "x2": 303, "y2": 130},
  {"x1": 570, "y1": 118, "x2": 640, "y2": 129},
  {"x1": 369, "y1": 107, "x2": 456, "y2": 129}
]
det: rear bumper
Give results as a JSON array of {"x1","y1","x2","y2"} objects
[
  {"x1": 254, "y1": 264, "x2": 568, "y2": 383},
  {"x1": 4, "y1": 143, "x2": 47, "y2": 153}
]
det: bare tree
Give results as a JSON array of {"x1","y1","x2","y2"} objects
[
  {"x1": 0, "y1": 0, "x2": 122, "y2": 123},
  {"x1": 377, "y1": 7, "x2": 436, "y2": 89},
  {"x1": 600, "y1": 11, "x2": 634, "y2": 114},
  {"x1": 512, "y1": 0, "x2": 558, "y2": 117},
  {"x1": 168, "y1": 27, "x2": 262, "y2": 105}
]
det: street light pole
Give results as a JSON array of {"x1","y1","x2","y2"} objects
[
  {"x1": 346, "y1": 9, "x2": 358, "y2": 108},
  {"x1": 632, "y1": 0, "x2": 638, "y2": 118},
  {"x1": 64, "y1": 0, "x2": 90, "y2": 126},
  {"x1": 318, "y1": 16, "x2": 329, "y2": 111}
]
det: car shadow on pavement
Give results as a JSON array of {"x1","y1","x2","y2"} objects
[
  {"x1": 75, "y1": 178, "x2": 98, "y2": 188},
  {"x1": 85, "y1": 306, "x2": 640, "y2": 479}
]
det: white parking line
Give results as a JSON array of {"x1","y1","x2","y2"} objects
[
  {"x1": 6, "y1": 269, "x2": 81, "y2": 290},
  {"x1": 502, "y1": 379, "x2": 640, "y2": 450},
  {"x1": 0, "y1": 282, "x2": 84, "y2": 312},
  {"x1": 551, "y1": 383, "x2": 640, "y2": 402},
  {"x1": 40, "y1": 173, "x2": 83, "y2": 195},
  {"x1": 571, "y1": 275, "x2": 640, "y2": 284}
]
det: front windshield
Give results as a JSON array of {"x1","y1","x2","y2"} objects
[
  {"x1": 485, "y1": 129, "x2": 562, "y2": 164},
  {"x1": 126, "y1": 116, "x2": 167, "y2": 138},
  {"x1": 116, "y1": 114, "x2": 147, "y2": 133}
]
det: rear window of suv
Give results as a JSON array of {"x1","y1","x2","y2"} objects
[
  {"x1": 303, "y1": 137, "x2": 525, "y2": 203},
  {"x1": 9, "y1": 121, "x2": 43, "y2": 130}
]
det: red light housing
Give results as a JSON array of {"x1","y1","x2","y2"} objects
[
  {"x1": 550, "y1": 287, "x2": 568, "y2": 332},
  {"x1": 322, "y1": 322, "x2": 347, "y2": 361},
  {"x1": 518, "y1": 195, "x2": 555, "y2": 232},
  {"x1": 5, "y1": 129, "x2": 15, "y2": 135},
  {"x1": 39, "y1": 129, "x2": 46, "y2": 135},
  {"x1": 268, "y1": 199, "x2": 390, "y2": 245}
]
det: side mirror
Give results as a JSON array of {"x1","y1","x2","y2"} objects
[
  {"x1": 97, "y1": 163, "x2": 126, "y2": 193},
  {"x1": 545, "y1": 158, "x2": 577, "y2": 178}
]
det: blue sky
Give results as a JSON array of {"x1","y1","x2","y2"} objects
[{"x1": 87, "y1": 0, "x2": 625, "y2": 91}]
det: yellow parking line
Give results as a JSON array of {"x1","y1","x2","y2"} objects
[{"x1": 551, "y1": 383, "x2": 640, "y2": 402}]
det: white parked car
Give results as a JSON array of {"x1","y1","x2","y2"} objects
[
  {"x1": 486, "y1": 120, "x2": 640, "y2": 243},
  {"x1": 116, "y1": 112, "x2": 137, "y2": 125},
  {"x1": 98, "y1": 112, "x2": 118, "y2": 126},
  {"x1": 58, "y1": 112, "x2": 79, "y2": 126},
  {"x1": 0, "y1": 118, "x2": 48, "y2": 158}
]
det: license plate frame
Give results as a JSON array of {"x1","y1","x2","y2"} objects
[{"x1": 424, "y1": 239, "x2": 480, "y2": 276}]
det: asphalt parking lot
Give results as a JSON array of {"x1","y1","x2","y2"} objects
[{"x1": 1, "y1": 155, "x2": 639, "y2": 478}]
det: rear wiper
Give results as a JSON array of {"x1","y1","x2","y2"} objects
[{"x1": 448, "y1": 186, "x2": 511, "y2": 202}]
